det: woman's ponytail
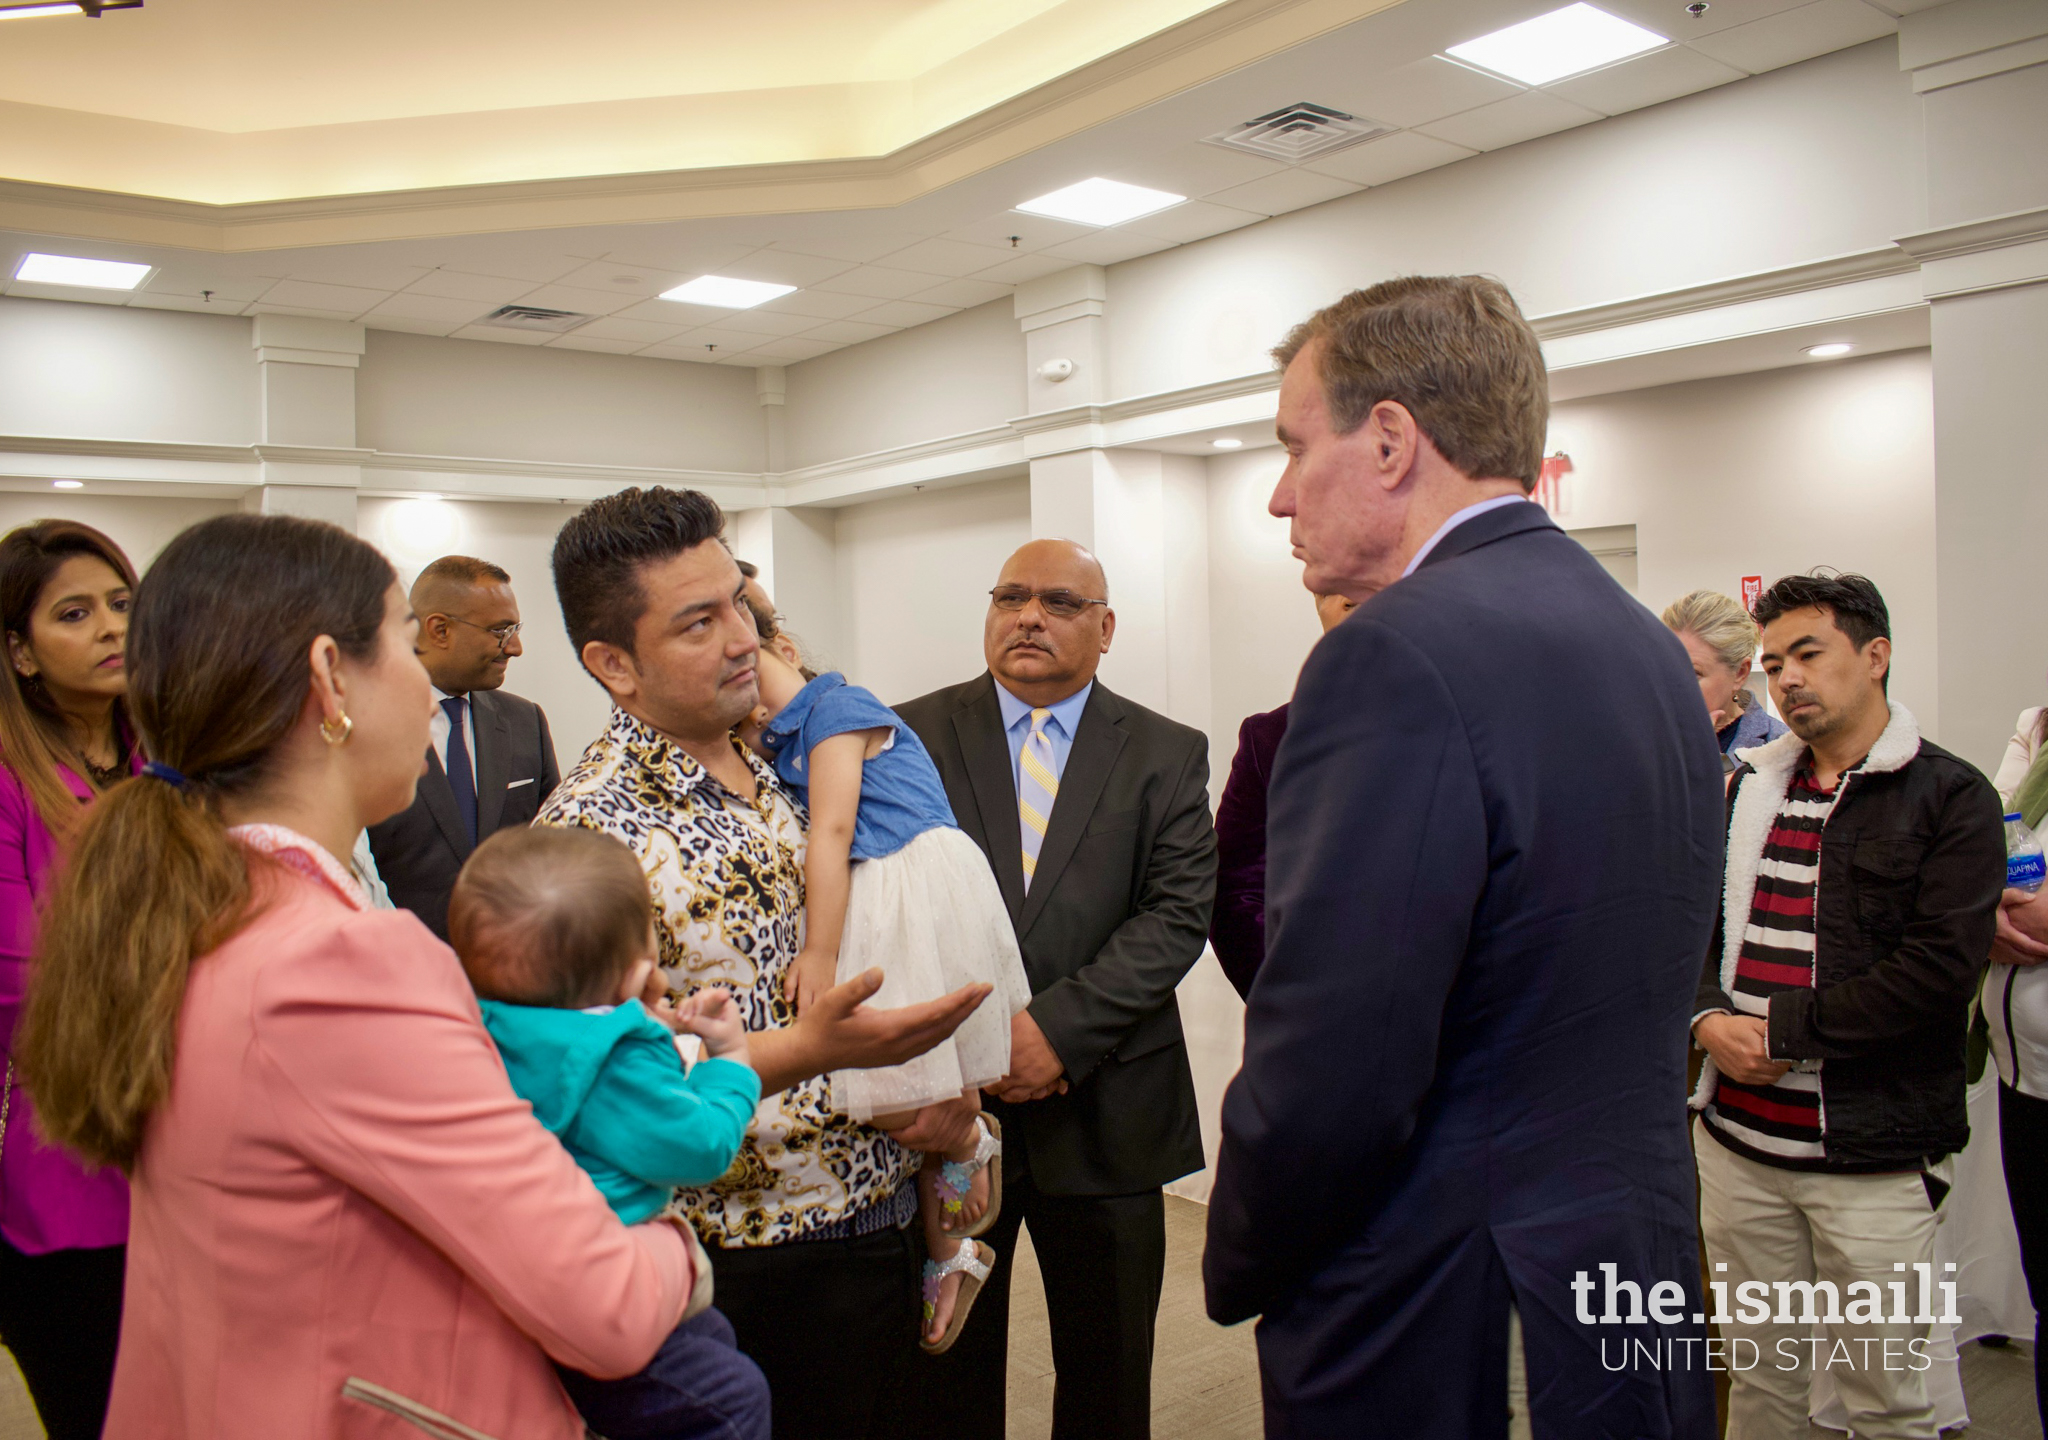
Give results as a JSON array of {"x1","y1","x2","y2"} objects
[{"x1": 16, "y1": 513, "x2": 394, "y2": 1172}]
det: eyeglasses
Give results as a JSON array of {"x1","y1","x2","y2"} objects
[
  {"x1": 447, "y1": 616, "x2": 522, "y2": 646},
  {"x1": 989, "y1": 587, "x2": 1109, "y2": 620}
]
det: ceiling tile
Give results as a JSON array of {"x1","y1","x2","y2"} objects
[
  {"x1": 360, "y1": 314, "x2": 466, "y2": 337},
  {"x1": 704, "y1": 307, "x2": 823, "y2": 337},
  {"x1": 804, "y1": 318, "x2": 901, "y2": 345},
  {"x1": 1593, "y1": 0, "x2": 1831, "y2": 41},
  {"x1": 1118, "y1": 199, "x2": 1264, "y2": 243},
  {"x1": 255, "y1": 279, "x2": 389, "y2": 315},
  {"x1": 404, "y1": 270, "x2": 536, "y2": 304},
  {"x1": 911, "y1": 277, "x2": 1014, "y2": 308},
  {"x1": 1043, "y1": 229, "x2": 1178, "y2": 266},
  {"x1": 1686, "y1": 0, "x2": 1897, "y2": 72},
  {"x1": 246, "y1": 303, "x2": 367, "y2": 321},
  {"x1": 140, "y1": 271, "x2": 279, "y2": 302},
  {"x1": 509, "y1": 283, "x2": 645, "y2": 316},
  {"x1": 611, "y1": 297, "x2": 741, "y2": 326},
  {"x1": 673, "y1": 324, "x2": 787, "y2": 350},
  {"x1": 812, "y1": 266, "x2": 943, "y2": 300},
  {"x1": 1302, "y1": 130, "x2": 1478, "y2": 185},
  {"x1": 940, "y1": 212, "x2": 1096, "y2": 253},
  {"x1": 1865, "y1": 0, "x2": 1953, "y2": 14},
  {"x1": 1549, "y1": 45, "x2": 1747, "y2": 113},
  {"x1": 975, "y1": 252, "x2": 1082, "y2": 285},
  {"x1": 580, "y1": 316, "x2": 692, "y2": 344},
  {"x1": 751, "y1": 289, "x2": 879, "y2": 321},
  {"x1": 1113, "y1": 143, "x2": 1288, "y2": 201},
  {"x1": 854, "y1": 299, "x2": 959, "y2": 328},
  {"x1": 739, "y1": 337, "x2": 845, "y2": 364},
  {"x1": 127, "y1": 292, "x2": 237, "y2": 314},
  {"x1": 768, "y1": 231, "x2": 930, "y2": 264},
  {"x1": 875, "y1": 237, "x2": 1016, "y2": 277},
  {"x1": 546, "y1": 333, "x2": 648, "y2": 354},
  {"x1": 433, "y1": 252, "x2": 586, "y2": 284},
  {"x1": 279, "y1": 258, "x2": 431, "y2": 292},
  {"x1": 638, "y1": 342, "x2": 731, "y2": 364},
  {"x1": 448, "y1": 325, "x2": 556, "y2": 345},
  {"x1": 362, "y1": 292, "x2": 492, "y2": 325},
  {"x1": 1201, "y1": 168, "x2": 1363, "y2": 217},
  {"x1": 1343, "y1": 57, "x2": 1524, "y2": 128},
  {"x1": 598, "y1": 240, "x2": 758, "y2": 274},
  {"x1": 1417, "y1": 91, "x2": 1604, "y2": 151},
  {"x1": 716, "y1": 249, "x2": 859, "y2": 287},
  {"x1": 553, "y1": 260, "x2": 691, "y2": 297}
]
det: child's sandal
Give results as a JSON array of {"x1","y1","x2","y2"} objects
[
  {"x1": 920, "y1": 1240, "x2": 997, "y2": 1356},
  {"x1": 934, "y1": 1115, "x2": 1003, "y2": 1240}
]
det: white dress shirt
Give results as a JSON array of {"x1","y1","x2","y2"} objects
[{"x1": 429, "y1": 686, "x2": 479, "y2": 786}]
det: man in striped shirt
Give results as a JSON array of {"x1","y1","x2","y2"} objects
[{"x1": 1691, "y1": 573, "x2": 2004, "y2": 1440}]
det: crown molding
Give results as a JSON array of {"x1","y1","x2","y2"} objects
[
  {"x1": 1527, "y1": 247, "x2": 1920, "y2": 340},
  {"x1": 0, "y1": 0, "x2": 1394, "y2": 251}
]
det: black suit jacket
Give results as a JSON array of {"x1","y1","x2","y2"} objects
[
  {"x1": 1204, "y1": 502, "x2": 1723, "y2": 1434},
  {"x1": 367, "y1": 687, "x2": 562, "y2": 939},
  {"x1": 896, "y1": 674, "x2": 1215, "y2": 1197}
]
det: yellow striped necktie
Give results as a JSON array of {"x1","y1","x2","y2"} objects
[{"x1": 1019, "y1": 708, "x2": 1059, "y2": 892}]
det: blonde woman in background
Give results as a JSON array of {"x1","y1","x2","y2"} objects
[{"x1": 1662, "y1": 589, "x2": 1786, "y2": 768}]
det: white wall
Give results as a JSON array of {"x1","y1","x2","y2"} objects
[
  {"x1": 1547, "y1": 348, "x2": 1938, "y2": 733},
  {"x1": 0, "y1": 298, "x2": 257, "y2": 444},
  {"x1": 355, "y1": 330, "x2": 766, "y2": 473},
  {"x1": 783, "y1": 300, "x2": 1026, "y2": 470},
  {"x1": 0, "y1": 490, "x2": 241, "y2": 571},
  {"x1": 828, "y1": 475, "x2": 1032, "y2": 705},
  {"x1": 358, "y1": 495, "x2": 605, "y2": 773}
]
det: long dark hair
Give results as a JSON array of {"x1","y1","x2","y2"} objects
[
  {"x1": 0, "y1": 520, "x2": 138, "y2": 838},
  {"x1": 19, "y1": 513, "x2": 394, "y2": 1170}
]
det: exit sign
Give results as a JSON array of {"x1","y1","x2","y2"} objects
[{"x1": 1741, "y1": 575, "x2": 1763, "y2": 610}]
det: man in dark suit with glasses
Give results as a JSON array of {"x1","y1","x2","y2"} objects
[
  {"x1": 897, "y1": 539, "x2": 1217, "y2": 1440},
  {"x1": 368, "y1": 555, "x2": 561, "y2": 938}
]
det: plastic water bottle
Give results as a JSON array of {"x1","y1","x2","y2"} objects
[{"x1": 2006, "y1": 812, "x2": 2047, "y2": 893}]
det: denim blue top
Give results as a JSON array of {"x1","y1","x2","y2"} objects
[
  {"x1": 478, "y1": 997, "x2": 760, "y2": 1225},
  {"x1": 761, "y1": 672, "x2": 958, "y2": 861}
]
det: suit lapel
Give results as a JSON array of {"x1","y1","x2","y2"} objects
[
  {"x1": 952, "y1": 679, "x2": 1026, "y2": 924},
  {"x1": 472, "y1": 691, "x2": 513, "y2": 837},
  {"x1": 1018, "y1": 686, "x2": 1126, "y2": 937},
  {"x1": 418, "y1": 749, "x2": 475, "y2": 861}
]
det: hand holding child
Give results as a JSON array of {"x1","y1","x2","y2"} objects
[{"x1": 673, "y1": 987, "x2": 752, "y2": 1070}]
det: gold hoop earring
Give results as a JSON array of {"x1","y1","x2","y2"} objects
[{"x1": 320, "y1": 712, "x2": 354, "y2": 746}]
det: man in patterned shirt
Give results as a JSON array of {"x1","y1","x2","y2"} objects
[
  {"x1": 539, "y1": 486, "x2": 989, "y2": 1439},
  {"x1": 1691, "y1": 572, "x2": 2002, "y2": 1440}
]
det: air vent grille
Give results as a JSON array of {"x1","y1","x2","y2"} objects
[
  {"x1": 1203, "y1": 102, "x2": 1395, "y2": 164},
  {"x1": 478, "y1": 305, "x2": 593, "y2": 333}
]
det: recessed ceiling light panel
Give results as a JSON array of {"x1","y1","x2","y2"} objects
[
  {"x1": 0, "y1": 4, "x2": 84, "y2": 16},
  {"x1": 52, "y1": 479, "x2": 83, "y2": 489},
  {"x1": 1016, "y1": 178, "x2": 1186, "y2": 228},
  {"x1": 660, "y1": 276, "x2": 797, "y2": 310},
  {"x1": 1446, "y1": 3, "x2": 1667, "y2": 86},
  {"x1": 15, "y1": 253, "x2": 151, "y2": 290},
  {"x1": 1211, "y1": 437, "x2": 1244, "y2": 449},
  {"x1": 1804, "y1": 342, "x2": 1855, "y2": 358}
]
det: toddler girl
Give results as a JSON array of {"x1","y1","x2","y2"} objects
[
  {"x1": 451, "y1": 824, "x2": 769, "y2": 1440},
  {"x1": 742, "y1": 647, "x2": 1033, "y2": 1354}
]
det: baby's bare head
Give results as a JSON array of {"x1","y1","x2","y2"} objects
[{"x1": 449, "y1": 826, "x2": 654, "y2": 1009}]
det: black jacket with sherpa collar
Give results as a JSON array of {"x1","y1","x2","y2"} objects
[{"x1": 1692, "y1": 702, "x2": 2005, "y2": 1167}]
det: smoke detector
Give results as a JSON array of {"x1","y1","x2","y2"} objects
[
  {"x1": 477, "y1": 305, "x2": 593, "y2": 333},
  {"x1": 1203, "y1": 102, "x2": 1395, "y2": 164}
]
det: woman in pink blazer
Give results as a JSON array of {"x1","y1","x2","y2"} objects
[
  {"x1": 17, "y1": 514, "x2": 695, "y2": 1439},
  {"x1": 0, "y1": 520, "x2": 139, "y2": 1440}
]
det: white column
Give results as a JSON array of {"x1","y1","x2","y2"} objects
[
  {"x1": 1899, "y1": 0, "x2": 2048, "y2": 770},
  {"x1": 731, "y1": 504, "x2": 840, "y2": 666},
  {"x1": 246, "y1": 314, "x2": 364, "y2": 527},
  {"x1": 757, "y1": 364, "x2": 789, "y2": 474}
]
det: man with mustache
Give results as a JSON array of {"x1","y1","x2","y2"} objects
[
  {"x1": 1692, "y1": 571, "x2": 2002, "y2": 1440},
  {"x1": 897, "y1": 539, "x2": 1217, "y2": 1440}
]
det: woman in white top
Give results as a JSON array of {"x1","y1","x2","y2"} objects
[{"x1": 1987, "y1": 703, "x2": 2048, "y2": 1428}]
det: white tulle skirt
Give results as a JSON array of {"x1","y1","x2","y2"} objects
[{"x1": 829, "y1": 825, "x2": 1034, "y2": 1122}]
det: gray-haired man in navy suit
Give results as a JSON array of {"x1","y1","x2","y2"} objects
[{"x1": 368, "y1": 555, "x2": 560, "y2": 938}]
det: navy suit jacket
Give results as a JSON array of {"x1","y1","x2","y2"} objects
[{"x1": 1205, "y1": 502, "x2": 1724, "y2": 1438}]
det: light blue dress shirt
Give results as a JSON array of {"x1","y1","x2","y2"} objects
[
  {"x1": 995, "y1": 679, "x2": 1094, "y2": 790},
  {"x1": 1401, "y1": 494, "x2": 1531, "y2": 577}
]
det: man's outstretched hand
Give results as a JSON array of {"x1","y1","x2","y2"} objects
[{"x1": 749, "y1": 967, "x2": 992, "y2": 1095}]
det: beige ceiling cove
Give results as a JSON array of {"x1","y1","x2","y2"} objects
[{"x1": 0, "y1": 0, "x2": 1400, "y2": 243}]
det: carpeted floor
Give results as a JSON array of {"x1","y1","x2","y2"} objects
[{"x1": 3, "y1": 1195, "x2": 2037, "y2": 1440}]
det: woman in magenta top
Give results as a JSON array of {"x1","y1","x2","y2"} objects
[{"x1": 0, "y1": 520, "x2": 138, "y2": 1440}]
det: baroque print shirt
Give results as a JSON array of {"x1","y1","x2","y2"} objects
[{"x1": 536, "y1": 706, "x2": 918, "y2": 1247}]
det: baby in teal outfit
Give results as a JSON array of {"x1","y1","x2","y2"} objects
[{"x1": 451, "y1": 825, "x2": 769, "y2": 1440}]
